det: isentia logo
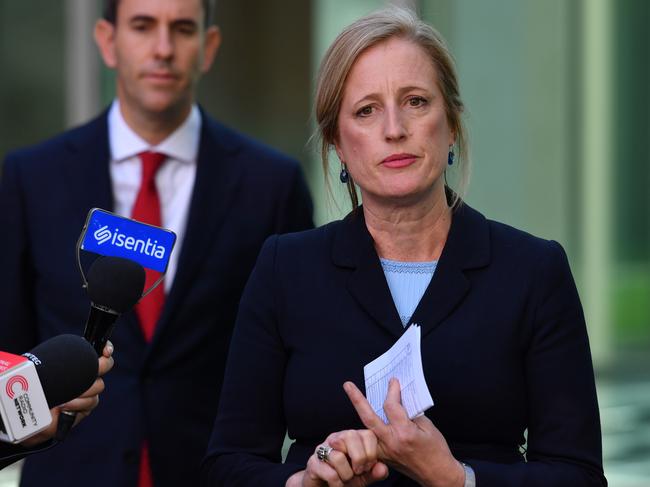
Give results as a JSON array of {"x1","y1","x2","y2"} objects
[
  {"x1": 94, "y1": 225, "x2": 112, "y2": 245},
  {"x1": 93, "y1": 225, "x2": 166, "y2": 259}
]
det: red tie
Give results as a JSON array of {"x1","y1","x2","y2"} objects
[
  {"x1": 131, "y1": 151, "x2": 165, "y2": 487},
  {"x1": 132, "y1": 151, "x2": 166, "y2": 342}
]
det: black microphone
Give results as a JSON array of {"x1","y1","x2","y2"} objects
[
  {"x1": 24, "y1": 335, "x2": 100, "y2": 408},
  {"x1": 0, "y1": 335, "x2": 98, "y2": 444},
  {"x1": 83, "y1": 256, "x2": 145, "y2": 356},
  {"x1": 56, "y1": 256, "x2": 145, "y2": 441}
]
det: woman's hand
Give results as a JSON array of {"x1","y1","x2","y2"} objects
[
  {"x1": 285, "y1": 429, "x2": 389, "y2": 487},
  {"x1": 20, "y1": 341, "x2": 115, "y2": 447},
  {"x1": 343, "y1": 379, "x2": 465, "y2": 487},
  {"x1": 60, "y1": 339, "x2": 114, "y2": 424}
]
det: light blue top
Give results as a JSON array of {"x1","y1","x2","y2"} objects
[{"x1": 380, "y1": 258, "x2": 438, "y2": 327}]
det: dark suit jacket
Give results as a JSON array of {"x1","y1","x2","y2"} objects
[
  {"x1": 0, "y1": 110, "x2": 314, "y2": 486},
  {"x1": 203, "y1": 205, "x2": 606, "y2": 486}
]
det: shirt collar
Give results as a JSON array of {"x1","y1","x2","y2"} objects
[{"x1": 108, "y1": 100, "x2": 202, "y2": 164}]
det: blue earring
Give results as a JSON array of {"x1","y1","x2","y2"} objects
[
  {"x1": 447, "y1": 148, "x2": 455, "y2": 166},
  {"x1": 340, "y1": 164, "x2": 349, "y2": 183}
]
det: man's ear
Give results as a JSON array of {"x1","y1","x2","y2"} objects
[
  {"x1": 201, "y1": 25, "x2": 222, "y2": 73},
  {"x1": 94, "y1": 19, "x2": 118, "y2": 69}
]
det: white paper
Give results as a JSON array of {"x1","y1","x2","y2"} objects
[{"x1": 363, "y1": 324, "x2": 434, "y2": 423}]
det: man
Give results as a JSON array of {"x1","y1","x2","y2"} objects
[{"x1": 0, "y1": 0, "x2": 313, "y2": 485}]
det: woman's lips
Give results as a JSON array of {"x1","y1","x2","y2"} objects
[{"x1": 381, "y1": 153, "x2": 418, "y2": 168}]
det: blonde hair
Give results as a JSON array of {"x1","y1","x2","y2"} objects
[{"x1": 314, "y1": 6, "x2": 469, "y2": 209}]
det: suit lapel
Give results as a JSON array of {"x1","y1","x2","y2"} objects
[
  {"x1": 333, "y1": 210, "x2": 404, "y2": 339},
  {"x1": 152, "y1": 113, "x2": 243, "y2": 343},
  {"x1": 411, "y1": 204, "x2": 490, "y2": 338},
  {"x1": 60, "y1": 112, "x2": 113, "y2": 219},
  {"x1": 332, "y1": 204, "x2": 491, "y2": 340}
]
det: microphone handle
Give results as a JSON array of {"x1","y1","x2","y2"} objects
[
  {"x1": 83, "y1": 305, "x2": 119, "y2": 357},
  {"x1": 57, "y1": 305, "x2": 119, "y2": 441},
  {"x1": 54, "y1": 411, "x2": 77, "y2": 442}
]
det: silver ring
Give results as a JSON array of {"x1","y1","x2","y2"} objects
[{"x1": 316, "y1": 445, "x2": 333, "y2": 462}]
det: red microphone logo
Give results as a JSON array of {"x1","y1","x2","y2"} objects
[{"x1": 6, "y1": 375, "x2": 29, "y2": 399}]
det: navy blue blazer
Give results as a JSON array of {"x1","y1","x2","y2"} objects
[
  {"x1": 203, "y1": 205, "x2": 606, "y2": 486},
  {"x1": 0, "y1": 110, "x2": 313, "y2": 486}
]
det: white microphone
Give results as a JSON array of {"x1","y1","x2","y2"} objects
[{"x1": 0, "y1": 335, "x2": 98, "y2": 444}]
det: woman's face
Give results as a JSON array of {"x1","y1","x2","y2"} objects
[{"x1": 335, "y1": 37, "x2": 454, "y2": 207}]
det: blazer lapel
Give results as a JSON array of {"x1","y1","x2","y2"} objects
[
  {"x1": 332, "y1": 204, "x2": 491, "y2": 341},
  {"x1": 410, "y1": 204, "x2": 490, "y2": 338},
  {"x1": 60, "y1": 112, "x2": 113, "y2": 219},
  {"x1": 152, "y1": 113, "x2": 243, "y2": 343},
  {"x1": 332, "y1": 210, "x2": 405, "y2": 339}
]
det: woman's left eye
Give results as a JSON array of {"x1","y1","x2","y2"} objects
[{"x1": 408, "y1": 96, "x2": 428, "y2": 107}]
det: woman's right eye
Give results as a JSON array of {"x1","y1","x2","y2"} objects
[{"x1": 356, "y1": 106, "x2": 374, "y2": 117}]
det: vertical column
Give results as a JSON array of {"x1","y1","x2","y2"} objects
[
  {"x1": 64, "y1": 0, "x2": 100, "y2": 127},
  {"x1": 390, "y1": 0, "x2": 418, "y2": 11},
  {"x1": 310, "y1": 0, "x2": 389, "y2": 225},
  {"x1": 310, "y1": 0, "x2": 426, "y2": 225},
  {"x1": 580, "y1": 0, "x2": 613, "y2": 366}
]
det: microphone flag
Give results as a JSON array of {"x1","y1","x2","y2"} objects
[
  {"x1": 0, "y1": 351, "x2": 51, "y2": 443},
  {"x1": 79, "y1": 208, "x2": 176, "y2": 274}
]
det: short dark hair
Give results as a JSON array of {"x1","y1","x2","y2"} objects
[{"x1": 103, "y1": 0, "x2": 216, "y2": 27}]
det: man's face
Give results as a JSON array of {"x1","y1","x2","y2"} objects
[{"x1": 95, "y1": 0, "x2": 220, "y2": 120}]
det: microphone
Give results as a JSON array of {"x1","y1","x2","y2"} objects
[
  {"x1": 83, "y1": 255, "x2": 146, "y2": 356},
  {"x1": 55, "y1": 255, "x2": 145, "y2": 441},
  {"x1": 0, "y1": 335, "x2": 98, "y2": 444}
]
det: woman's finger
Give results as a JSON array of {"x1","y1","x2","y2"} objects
[
  {"x1": 305, "y1": 452, "x2": 344, "y2": 487},
  {"x1": 59, "y1": 395, "x2": 100, "y2": 420},
  {"x1": 382, "y1": 378, "x2": 410, "y2": 426},
  {"x1": 102, "y1": 340, "x2": 114, "y2": 358},
  {"x1": 323, "y1": 448, "x2": 355, "y2": 482},
  {"x1": 358, "y1": 461, "x2": 390, "y2": 484},
  {"x1": 77, "y1": 377, "x2": 105, "y2": 399},
  {"x1": 343, "y1": 382, "x2": 389, "y2": 436},
  {"x1": 327, "y1": 430, "x2": 375, "y2": 475},
  {"x1": 98, "y1": 355, "x2": 114, "y2": 377},
  {"x1": 358, "y1": 429, "x2": 379, "y2": 472}
]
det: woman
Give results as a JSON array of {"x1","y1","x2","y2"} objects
[{"x1": 202, "y1": 7, "x2": 606, "y2": 487}]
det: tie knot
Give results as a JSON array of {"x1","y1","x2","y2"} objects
[{"x1": 138, "y1": 151, "x2": 166, "y2": 183}]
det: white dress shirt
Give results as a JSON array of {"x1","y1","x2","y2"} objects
[{"x1": 108, "y1": 100, "x2": 200, "y2": 291}]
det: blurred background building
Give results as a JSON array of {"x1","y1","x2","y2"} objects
[{"x1": 0, "y1": 0, "x2": 648, "y2": 485}]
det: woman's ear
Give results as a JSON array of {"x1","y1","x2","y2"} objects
[{"x1": 333, "y1": 141, "x2": 344, "y2": 163}]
